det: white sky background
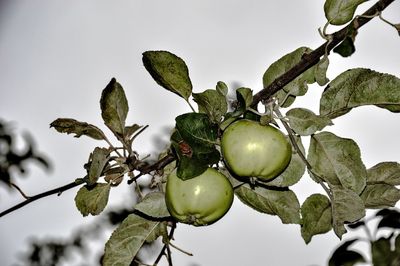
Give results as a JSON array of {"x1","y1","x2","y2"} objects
[{"x1": 0, "y1": 0, "x2": 399, "y2": 265}]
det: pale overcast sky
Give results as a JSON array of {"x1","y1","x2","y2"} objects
[{"x1": 0, "y1": 1, "x2": 399, "y2": 265}]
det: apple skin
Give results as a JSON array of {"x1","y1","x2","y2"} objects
[
  {"x1": 165, "y1": 168, "x2": 234, "y2": 226},
  {"x1": 221, "y1": 119, "x2": 292, "y2": 181}
]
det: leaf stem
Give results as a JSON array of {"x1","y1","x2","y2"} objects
[
  {"x1": 154, "y1": 222, "x2": 176, "y2": 265},
  {"x1": 186, "y1": 99, "x2": 196, "y2": 112}
]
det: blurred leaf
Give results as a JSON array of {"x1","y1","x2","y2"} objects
[
  {"x1": 301, "y1": 194, "x2": 332, "y2": 244},
  {"x1": 235, "y1": 184, "x2": 301, "y2": 224},
  {"x1": 142, "y1": 50, "x2": 192, "y2": 100},
  {"x1": 308, "y1": 131, "x2": 366, "y2": 194},
  {"x1": 347, "y1": 220, "x2": 365, "y2": 229},
  {"x1": 193, "y1": 89, "x2": 227, "y2": 123},
  {"x1": 360, "y1": 184, "x2": 400, "y2": 209},
  {"x1": 331, "y1": 186, "x2": 365, "y2": 238},
  {"x1": 286, "y1": 108, "x2": 332, "y2": 136},
  {"x1": 333, "y1": 36, "x2": 356, "y2": 57},
  {"x1": 376, "y1": 209, "x2": 400, "y2": 229},
  {"x1": 100, "y1": 78, "x2": 129, "y2": 136},
  {"x1": 328, "y1": 239, "x2": 366, "y2": 266},
  {"x1": 216, "y1": 81, "x2": 228, "y2": 96},
  {"x1": 263, "y1": 47, "x2": 316, "y2": 107},
  {"x1": 315, "y1": 56, "x2": 330, "y2": 86},
  {"x1": 261, "y1": 136, "x2": 306, "y2": 187},
  {"x1": 324, "y1": 0, "x2": 366, "y2": 25},
  {"x1": 74, "y1": 183, "x2": 111, "y2": 217},
  {"x1": 372, "y1": 236, "x2": 400, "y2": 266},
  {"x1": 367, "y1": 162, "x2": 400, "y2": 185},
  {"x1": 50, "y1": 118, "x2": 104, "y2": 140},
  {"x1": 103, "y1": 214, "x2": 160, "y2": 266},
  {"x1": 320, "y1": 68, "x2": 400, "y2": 119},
  {"x1": 88, "y1": 147, "x2": 110, "y2": 186},
  {"x1": 134, "y1": 191, "x2": 170, "y2": 219}
]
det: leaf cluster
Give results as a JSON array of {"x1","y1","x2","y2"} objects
[{"x1": 12, "y1": 0, "x2": 400, "y2": 265}]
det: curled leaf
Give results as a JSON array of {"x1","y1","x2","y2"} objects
[{"x1": 50, "y1": 118, "x2": 104, "y2": 140}]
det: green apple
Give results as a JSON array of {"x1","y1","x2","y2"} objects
[
  {"x1": 165, "y1": 168, "x2": 234, "y2": 226},
  {"x1": 221, "y1": 119, "x2": 291, "y2": 180}
]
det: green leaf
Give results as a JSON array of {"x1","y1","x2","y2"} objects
[
  {"x1": 103, "y1": 214, "x2": 160, "y2": 266},
  {"x1": 50, "y1": 118, "x2": 105, "y2": 140},
  {"x1": 74, "y1": 183, "x2": 111, "y2": 217},
  {"x1": 142, "y1": 50, "x2": 192, "y2": 100},
  {"x1": 193, "y1": 89, "x2": 227, "y2": 123},
  {"x1": 360, "y1": 184, "x2": 400, "y2": 209},
  {"x1": 261, "y1": 136, "x2": 306, "y2": 187},
  {"x1": 216, "y1": 81, "x2": 228, "y2": 96},
  {"x1": 333, "y1": 36, "x2": 356, "y2": 57},
  {"x1": 134, "y1": 191, "x2": 170, "y2": 219},
  {"x1": 88, "y1": 147, "x2": 110, "y2": 185},
  {"x1": 324, "y1": 0, "x2": 366, "y2": 25},
  {"x1": 171, "y1": 128, "x2": 220, "y2": 180},
  {"x1": 301, "y1": 194, "x2": 332, "y2": 244},
  {"x1": 315, "y1": 56, "x2": 330, "y2": 86},
  {"x1": 175, "y1": 113, "x2": 218, "y2": 149},
  {"x1": 328, "y1": 239, "x2": 366, "y2": 266},
  {"x1": 331, "y1": 186, "x2": 365, "y2": 238},
  {"x1": 263, "y1": 47, "x2": 316, "y2": 107},
  {"x1": 320, "y1": 68, "x2": 400, "y2": 119},
  {"x1": 371, "y1": 236, "x2": 400, "y2": 266},
  {"x1": 308, "y1": 131, "x2": 366, "y2": 194},
  {"x1": 234, "y1": 184, "x2": 301, "y2": 224},
  {"x1": 236, "y1": 87, "x2": 253, "y2": 112},
  {"x1": 286, "y1": 108, "x2": 332, "y2": 136},
  {"x1": 100, "y1": 78, "x2": 129, "y2": 136},
  {"x1": 367, "y1": 162, "x2": 400, "y2": 185}
]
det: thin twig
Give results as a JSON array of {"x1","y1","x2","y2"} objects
[
  {"x1": 251, "y1": 0, "x2": 396, "y2": 107},
  {"x1": 274, "y1": 109, "x2": 333, "y2": 200},
  {"x1": 10, "y1": 182, "x2": 31, "y2": 199},
  {"x1": 154, "y1": 222, "x2": 176, "y2": 265},
  {"x1": 0, "y1": 179, "x2": 84, "y2": 218}
]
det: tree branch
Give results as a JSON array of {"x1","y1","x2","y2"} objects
[
  {"x1": 0, "y1": 179, "x2": 84, "y2": 218},
  {"x1": 251, "y1": 0, "x2": 396, "y2": 107}
]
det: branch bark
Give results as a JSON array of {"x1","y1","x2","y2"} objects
[
  {"x1": 0, "y1": 0, "x2": 396, "y2": 219},
  {"x1": 0, "y1": 180, "x2": 84, "y2": 218},
  {"x1": 251, "y1": 0, "x2": 396, "y2": 107}
]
